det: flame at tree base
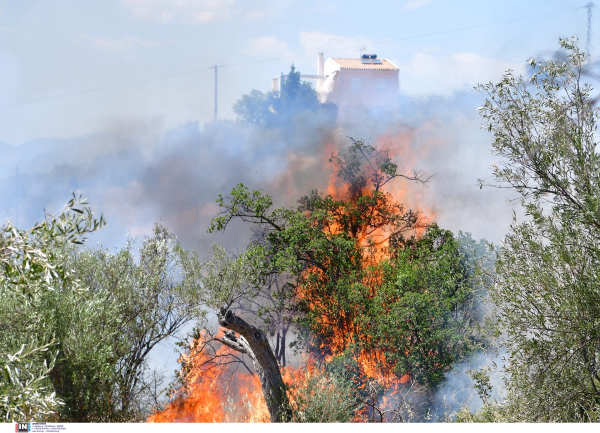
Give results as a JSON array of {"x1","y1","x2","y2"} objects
[
  {"x1": 147, "y1": 333, "x2": 270, "y2": 423},
  {"x1": 147, "y1": 374, "x2": 270, "y2": 423},
  {"x1": 147, "y1": 333, "x2": 418, "y2": 424},
  {"x1": 148, "y1": 136, "x2": 444, "y2": 423}
]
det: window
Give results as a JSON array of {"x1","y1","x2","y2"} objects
[
  {"x1": 351, "y1": 77, "x2": 362, "y2": 91},
  {"x1": 376, "y1": 78, "x2": 387, "y2": 90}
]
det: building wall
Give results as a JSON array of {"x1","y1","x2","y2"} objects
[
  {"x1": 323, "y1": 58, "x2": 341, "y2": 77},
  {"x1": 323, "y1": 69, "x2": 399, "y2": 110}
]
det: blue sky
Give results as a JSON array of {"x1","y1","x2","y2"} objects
[{"x1": 0, "y1": 0, "x2": 594, "y2": 145}]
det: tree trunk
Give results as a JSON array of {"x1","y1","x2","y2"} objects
[{"x1": 217, "y1": 308, "x2": 291, "y2": 423}]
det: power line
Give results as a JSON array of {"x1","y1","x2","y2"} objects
[
  {"x1": 2, "y1": 66, "x2": 215, "y2": 107},
  {"x1": 1, "y1": 6, "x2": 581, "y2": 108}
]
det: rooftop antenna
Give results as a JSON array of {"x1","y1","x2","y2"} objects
[
  {"x1": 357, "y1": 45, "x2": 367, "y2": 58},
  {"x1": 585, "y1": 3, "x2": 596, "y2": 59}
]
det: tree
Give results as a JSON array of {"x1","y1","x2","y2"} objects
[
  {"x1": 224, "y1": 259, "x2": 295, "y2": 367},
  {"x1": 0, "y1": 195, "x2": 105, "y2": 422},
  {"x1": 476, "y1": 37, "x2": 600, "y2": 421},
  {"x1": 162, "y1": 139, "x2": 430, "y2": 422},
  {"x1": 232, "y1": 89, "x2": 275, "y2": 126},
  {"x1": 207, "y1": 138, "x2": 484, "y2": 399},
  {"x1": 273, "y1": 65, "x2": 320, "y2": 122},
  {"x1": 1, "y1": 196, "x2": 204, "y2": 422},
  {"x1": 175, "y1": 244, "x2": 292, "y2": 422},
  {"x1": 233, "y1": 65, "x2": 336, "y2": 127},
  {"x1": 43, "y1": 223, "x2": 202, "y2": 422}
]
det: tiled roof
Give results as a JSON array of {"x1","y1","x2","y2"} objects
[{"x1": 330, "y1": 58, "x2": 399, "y2": 71}]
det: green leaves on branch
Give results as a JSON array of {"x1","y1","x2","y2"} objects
[
  {"x1": 0, "y1": 194, "x2": 104, "y2": 421},
  {"x1": 0, "y1": 341, "x2": 61, "y2": 422},
  {"x1": 46, "y1": 223, "x2": 203, "y2": 422},
  {"x1": 187, "y1": 243, "x2": 269, "y2": 311},
  {"x1": 476, "y1": 37, "x2": 600, "y2": 233},
  {"x1": 1, "y1": 193, "x2": 105, "y2": 303},
  {"x1": 475, "y1": 37, "x2": 600, "y2": 421}
]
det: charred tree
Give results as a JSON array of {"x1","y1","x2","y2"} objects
[{"x1": 216, "y1": 308, "x2": 291, "y2": 423}]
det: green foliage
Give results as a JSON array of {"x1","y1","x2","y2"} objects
[
  {"x1": 477, "y1": 37, "x2": 600, "y2": 421},
  {"x1": 288, "y1": 362, "x2": 364, "y2": 422},
  {"x1": 469, "y1": 367, "x2": 493, "y2": 407},
  {"x1": 454, "y1": 403, "x2": 515, "y2": 423},
  {"x1": 209, "y1": 139, "x2": 485, "y2": 391},
  {"x1": 181, "y1": 243, "x2": 269, "y2": 312},
  {"x1": 233, "y1": 65, "x2": 336, "y2": 127},
  {"x1": 1, "y1": 194, "x2": 105, "y2": 303},
  {"x1": 0, "y1": 195, "x2": 104, "y2": 421},
  {"x1": 44, "y1": 223, "x2": 202, "y2": 422},
  {"x1": 232, "y1": 89, "x2": 274, "y2": 126},
  {"x1": 275, "y1": 65, "x2": 321, "y2": 121},
  {"x1": 0, "y1": 342, "x2": 61, "y2": 422},
  {"x1": 1, "y1": 205, "x2": 203, "y2": 422},
  {"x1": 344, "y1": 225, "x2": 484, "y2": 390}
]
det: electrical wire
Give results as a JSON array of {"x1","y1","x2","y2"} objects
[{"x1": 1, "y1": 6, "x2": 581, "y2": 108}]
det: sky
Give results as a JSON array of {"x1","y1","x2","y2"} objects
[
  {"x1": 1, "y1": 0, "x2": 595, "y2": 241},
  {"x1": 1, "y1": 0, "x2": 598, "y2": 378},
  {"x1": 0, "y1": 0, "x2": 594, "y2": 145}
]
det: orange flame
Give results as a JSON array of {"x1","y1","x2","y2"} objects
[
  {"x1": 150, "y1": 130, "x2": 437, "y2": 423},
  {"x1": 148, "y1": 331, "x2": 269, "y2": 423},
  {"x1": 293, "y1": 131, "x2": 439, "y2": 392}
]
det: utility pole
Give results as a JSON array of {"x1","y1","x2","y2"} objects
[
  {"x1": 586, "y1": 3, "x2": 596, "y2": 58},
  {"x1": 214, "y1": 65, "x2": 218, "y2": 120}
]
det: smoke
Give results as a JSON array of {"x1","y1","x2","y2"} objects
[
  {"x1": 0, "y1": 84, "x2": 518, "y2": 418},
  {"x1": 429, "y1": 350, "x2": 508, "y2": 421},
  {"x1": 0, "y1": 113, "x2": 334, "y2": 251},
  {"x1": 0, "y1": 88, "x2": 514, "y2": 252}
]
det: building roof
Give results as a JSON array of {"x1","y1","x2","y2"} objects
[{"x1": 330, "y1": 58, "x2": 399, "y2": 71}]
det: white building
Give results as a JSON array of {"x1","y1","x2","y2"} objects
[{"x1": 272, "y1": 53, "x2": 400, "y2": 119}]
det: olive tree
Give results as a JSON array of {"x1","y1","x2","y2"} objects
[
  {"x1": 477, "y1": 37, "x2": 600, "y2": 421},
  {"x1": 44, "y1": 223, "x2": 203, "y2": 422},
  {"x1": 1, "y1": 195, "x2": 205, "y2": 422},
  {"x1": 0, "y1": 195, "x2": 104, "y2": 421}
]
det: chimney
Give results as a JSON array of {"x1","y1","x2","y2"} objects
[{"x1": 318, "y1": 53, "x2": 324, "y2": 76}]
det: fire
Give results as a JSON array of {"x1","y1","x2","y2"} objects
[
  {"x1": 149, "y1": 131, "x2": 436, "y2": 423},
  {"x1": 291, "y1": 132, "x2": 437, "y2": 416},
  {"x1": 148, "y1": 331, "x2": 270, "y2": 423}
]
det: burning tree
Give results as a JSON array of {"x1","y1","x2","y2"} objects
[
  {"x1": 159, "y1": 139, "x2": 486, "y2": 422},
  {"x1": 169, "y1": 244, "x2": 292, "y2": 422}
]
